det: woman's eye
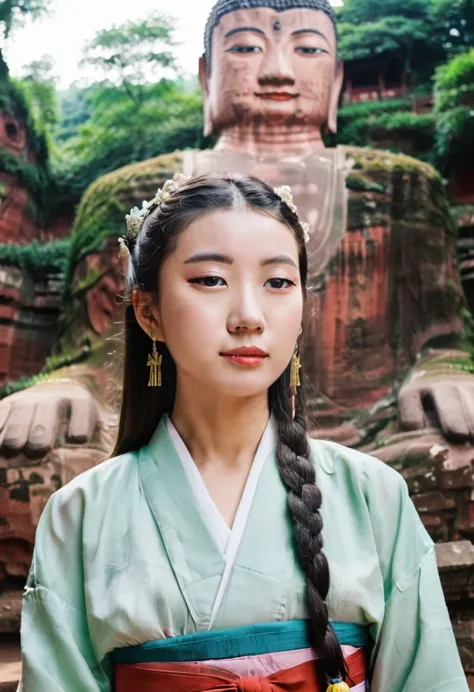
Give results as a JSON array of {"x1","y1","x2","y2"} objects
[
  {"x1": 188, "y1": 276, "x2": 226, "y2": 287},
  {"x1": 266, "y1": 278, "x2": 295, "y2": 289},
  {"x1": 295, "y1": 46, "x2": 328, "y2": 55},
  {"x1": 228, "y1": 45, "x2": 263, "y2": 53}
]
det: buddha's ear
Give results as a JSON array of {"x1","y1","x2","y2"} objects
[
  {"x1": 327, "y1": 60, "x2": 344, "y2": 134},
  {"x1": 199, "y1": 55, "x2": 214, "y2": 138}
]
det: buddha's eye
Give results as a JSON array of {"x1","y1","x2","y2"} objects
[
  {"x1": 227, "y1": 45, "x2": 263, "y2": 53},
  {"x1": 295, "y1": 46, "x2": 328, "y2": 55}
]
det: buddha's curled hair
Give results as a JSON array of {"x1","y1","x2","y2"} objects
[{"x1": 113, "y1": 171, "x2": 347, "y2": 686}]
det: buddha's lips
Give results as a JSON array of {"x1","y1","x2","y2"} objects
[{"x1": 255, "y1": 92, "x2": 299, "y2": 101}]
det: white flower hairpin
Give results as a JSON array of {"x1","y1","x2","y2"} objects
[
  {"x1": 274, "y1": 185, "x2": 310, "y2": 243},
  {"x1": 118, "y1": 173, "x2": 191, "y2": 258}
]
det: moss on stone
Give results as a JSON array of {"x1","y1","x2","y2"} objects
[
  {"x1": 70, "y1": 150, "x2": 185, "y2": 263},
  {"x1": 345, "y1": 174, "x2": 385, "y2": 193},
  {"x1": 0, "y1": 238, "x2": 71, "y2": 276},
  {"x1": 345, "y1": 146, "x2": 441, "y2": 179}
]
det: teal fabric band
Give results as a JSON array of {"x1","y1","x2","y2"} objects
[{"x1": 112, "y1": 620, "x2": 372, "y2": 664}]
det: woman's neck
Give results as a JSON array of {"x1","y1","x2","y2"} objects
[
  {"x1": 171, "y1": 389, "x2": 270, "y2": 472},
  {"x1": 215, "y1": 123, "x2": 325, "y2": 159}
]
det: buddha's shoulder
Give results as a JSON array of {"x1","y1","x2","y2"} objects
[
  {"x1": 338, "y1": 144, "x2": 441, "y2": 181},
  {"x1": 83, "y1": 150, "x2": 188, "y2": 200}
]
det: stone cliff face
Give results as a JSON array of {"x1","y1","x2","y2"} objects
[
  {"x1": 0, "y1": 81, "x2": 73, "y2": 385},
  {"x1": 0, "y1": 105, "x2": 44, "y2": 246},
  {"x1": 302, "y1": 150, "x2": 464, "y2": 427},
  {"x1": 0, "y1": 263, "x2": 64, "y2": 386}
]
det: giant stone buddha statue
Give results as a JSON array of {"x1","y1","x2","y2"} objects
[{"x1": 1, "y1": 0, "x2": 473, "y2": 597}]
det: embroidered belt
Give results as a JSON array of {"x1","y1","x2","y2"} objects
[{"x1": 115, "y1": 648, "x2": 367, "y2": 691}]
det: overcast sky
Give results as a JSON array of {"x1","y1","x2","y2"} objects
[{"x1": 4, "y1": 0, "x2": 343, "y2": 89}]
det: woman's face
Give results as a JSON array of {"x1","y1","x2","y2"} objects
[{"x1": 155, "y1": 207, "x2": 303, "y2": 399}]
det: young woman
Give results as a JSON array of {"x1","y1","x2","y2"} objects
[{"x1": 20, "y1": 174, "x2": 467, "y2": 691}]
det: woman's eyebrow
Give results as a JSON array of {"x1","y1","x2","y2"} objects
[
  {"x1": 183, "y1": 253, "x2": 298, "y2": 268},
  {"x1": 261, "y1": 255, "x2": 298, "y2": 268},
  {"x1": 184, "y1": 252, "x2": 233, "y2": 264}
]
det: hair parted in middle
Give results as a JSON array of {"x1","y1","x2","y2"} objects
[{"x1": 113, "y1": 171, "x2": 348, "y2": 688}]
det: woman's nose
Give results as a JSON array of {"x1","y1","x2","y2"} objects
[{"x1": 227, "y1": 295, "x2": 265, "y2": 334}]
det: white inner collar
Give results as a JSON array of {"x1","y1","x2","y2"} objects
[{"x1": 165, "y1": 414, "x2": 277, "y2": 557}]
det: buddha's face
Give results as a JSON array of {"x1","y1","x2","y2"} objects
[{"x1": 200, "y1": 7, "x2": 342, "y2": 137}]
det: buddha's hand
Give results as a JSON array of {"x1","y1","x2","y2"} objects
[
  {"x1": 0, "y1": 379, "x2": 115, "y2": 456},
  {"x1": 398, "y1": 350, "x2": 474, "y2": 442}
]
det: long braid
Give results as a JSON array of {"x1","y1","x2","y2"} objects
[{"x1": 271, "y1": 373, "x2": 348, "y2": 685}]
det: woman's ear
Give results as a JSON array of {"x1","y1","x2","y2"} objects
[{"x1": 132, "y1": 289, "x2": 164, "y2": 342}]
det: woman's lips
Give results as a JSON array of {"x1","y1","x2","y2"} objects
[
  {"x1": 220, "y1": 347, "x2": 268, "y2": 367},
  {"x1": 255, "y1": 92, "x2": 299, "y2": 101}
]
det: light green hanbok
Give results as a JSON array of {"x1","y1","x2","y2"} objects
[{"x1": 19, "y1": 415, "x2": 467, "y2": 691}]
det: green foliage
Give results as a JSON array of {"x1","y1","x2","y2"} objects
[
  {"x1": 0, "y1": 76, "x2": 49, "y2": 162},
  {"x1": 0, "y1": 238, "x2": 71, "y2": 275},
  {"x1": 17, "y1": 55, "x2": 58, "y2": 150},
  {"x1": 53, "y1": 79, "x2": 205, "y2": 201},
  {"x1": 0, "y1": 0, "x2": 51, "y2": 39},
  {"x1": 369, "y1": 111, "x2": 436, "y2": 134},
  {"x1": 433, "y1": 50, "x2": 474, "y2": 170},
  {"x1": 339, "y1": 99, "x2": 412, "y2": 120},
  {"x1": 0, "y1": 148, "x2": 53, "y2": 222},
  {"x1": 81, "y1": 12, "x2": 177, "y2": 87},
  {"x1": 429, "y1": 0, "x2": 474, "y2": 57},
  {"x1": 337, "y1": 0, "x2": 428, "y2": 23},
  {"x1": 434, "y1": 49, "x2": 474, "y2": 111},
  {"x1": 51, "y1": 13, "x2": 204, "y2": 201},
  {"x1": 336, "y1": 99, "x2": 412, "y2": 147},
  {"x1": 338, "y1": 16, "x2": 430, "y2": 63},
  {"x1": 0, "y1": 373, "x2": 44, "y2": 398},
  {"x1": 55, "y1": 85, "x2": 96, "y2": 143},
  {"x1": 336, "y1": 0, "x2": 471, "y2": 84}
]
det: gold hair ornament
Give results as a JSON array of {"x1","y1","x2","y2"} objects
[
  {"x1": 119, "y1": 173, "x2": 191, "y2": 256},
  {"x1": 273, "y1": 185, "x2": 310, "y2": 243}
]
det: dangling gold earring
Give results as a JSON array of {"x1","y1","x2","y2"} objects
[
  {"x1": 147, "y1": 335, "x2": 162, "y2": 387},
  {"x1": 290, "y1": 342, "x2": 301, "y2": 421}
]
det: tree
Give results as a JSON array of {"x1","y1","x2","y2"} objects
[
  {"x1": 76, "y1": 13, "x2": 180, "y2": 163},
  {"x1": 429, "y1": 0, "x2": 474, "y2": 57},
  {"x1": 81, "y1": 12, "x2": 177, "y2": 92},
  {"x1": 18, "y1": 54, "x2": 58, "y2": 146},
  {"x1": 433, "y1": 49, "x2": 474, "y2": 172},
  {"x1": 336, "y1": 0, "x2": 428, "y2": 24},
  {"x1": 53, "y1": 13, "x2": 204, "y2": 200},
  {"x1": 53, "y1": 78, "x2": 204, "y2": 202},
  {"x1": 0, "y1": 0, "x2": 51, "y2": 38},
  {"x1": 0, "y1": 0, "x2": 53, "y2": 73},
  {"x1": 335, "y1": 0, "x2": 471, "y2": 86}
]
